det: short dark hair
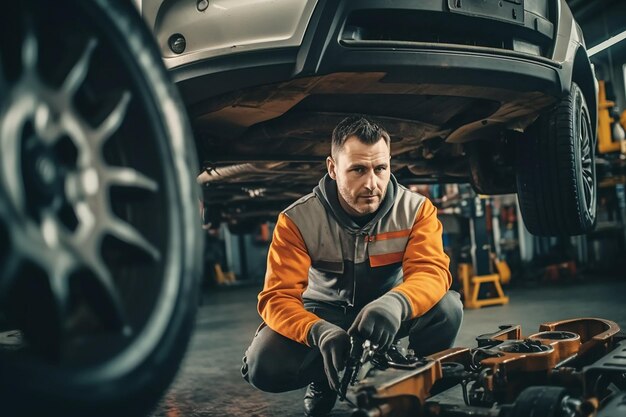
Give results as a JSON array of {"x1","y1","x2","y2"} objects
[{"x1": 331, "y1": 115, "x2": 391, "y2": 157}]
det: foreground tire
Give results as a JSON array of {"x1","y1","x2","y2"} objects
[
  {"x1": 516, "y1": 82, "x2": 596, "y2": 236},
  {"x1": 0, "y1": 1, "x2": 202, "y2": 416}
]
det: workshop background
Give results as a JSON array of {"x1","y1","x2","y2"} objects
[
  {"x1": 149, "y1": 1, "x2": 626, "y2": 416},
  {"x1": 1, "y1": 0, "x2": 626, "y2": 416}
]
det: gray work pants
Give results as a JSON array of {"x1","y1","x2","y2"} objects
[{"x1": 241, "y1": 290, "x2": 463, "y2": 393}]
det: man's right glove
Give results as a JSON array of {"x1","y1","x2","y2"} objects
[{"x1": 308, "y1": 320, "x2": 351, "y2": 391}]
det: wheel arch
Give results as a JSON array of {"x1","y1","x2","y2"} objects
[{"x1": 572, "y1": 47, "x2": 598, "y2": 143}]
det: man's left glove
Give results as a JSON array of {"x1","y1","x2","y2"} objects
[{"x1": 347, "y1": 292, "x2": 412, "y2": 351}]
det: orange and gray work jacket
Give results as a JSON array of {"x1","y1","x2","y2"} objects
[{"x1": 258, "y1": 174, "x2": 452, "y2": 346}]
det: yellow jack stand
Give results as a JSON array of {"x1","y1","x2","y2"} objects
[
  {"x1": 458, "y1": 263, "x2": 509, "y2": 309},
  {"x1": 214, "y1": 263, "x2": 236, "y2": 285}
]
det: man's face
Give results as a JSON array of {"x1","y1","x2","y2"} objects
[{"x1": 327, "y1": 135, "x2": 391, "y2": 217}]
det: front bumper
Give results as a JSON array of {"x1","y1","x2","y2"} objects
[{"x1": 171, "y1": 0, "x2": 573, "y2": 106}]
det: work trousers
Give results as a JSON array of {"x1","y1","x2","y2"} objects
[{"x1": 241, "y1": 290, "x2": 463, "y2": 393}]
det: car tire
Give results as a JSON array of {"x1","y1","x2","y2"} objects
[
  {"x1": 516, "y1": 82, "x2": 596, "y2": 236},
  {"x1": 510, "y1": 386, "x2": 568, "y2": 417},
  {"x1": 0, "y1": 1, "x2": 202, "y2": 416}
]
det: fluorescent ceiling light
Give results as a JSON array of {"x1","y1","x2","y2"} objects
[{"x1": 588, "y1": 30, "x2": 626, "y2": 56}]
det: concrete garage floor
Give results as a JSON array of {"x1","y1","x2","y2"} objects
[{"x1": 150, "y1": 277, "x2": 626, "y2": 417}]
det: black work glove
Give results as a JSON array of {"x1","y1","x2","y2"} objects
[
  {"x1": 348, "y1": 292, "x2": 411, "y2": 352},
  {"x1": 308, "y1": 320, "x2": 350, "y2": 391}
]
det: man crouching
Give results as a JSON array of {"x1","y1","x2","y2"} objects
[{"x1": 242, "y1": 115, "x2": 463, "y2": 416}]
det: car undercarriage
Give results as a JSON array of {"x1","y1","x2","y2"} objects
[{"x1": 196, "y1": 74, "x2": 554, "y2": 229}]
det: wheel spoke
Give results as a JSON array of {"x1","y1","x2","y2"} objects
[
  {"x1": 93, "y1": 91, "x2": 131, "y2": 145},
  {"x1": 0, "y1": 94, "x2": 29, "y2": 215},
  {"x1": 106, "y1": 217, "x2": 161, "y2": 261},
  {"x1": 583, "y1": 169, "x2": 593, "y2": 182},
  {"x1": 48, "y1": 262, "x2": 73, "y2": 329},
  {"x1": 583, "y1": 123, "x2": 588, "y2": 145},
  {"x1": 21, "y1": 23, "x2": 38, "y2": 71},
  {"x1": 104, "y1": 167, "x2": 159, "y2": 192},
  {"x1": 584, "y1": 178, "x2": 593, "y2": 205},
  {"x1": 581, "y1": 135, "x2": 590, "y2": 156},
  {"x1": 61, "y1": 38, "x2": 98, "y2": 97},
  {"x1": 578, "y1": 111, "x2": 593, "y2": 208},
  {"x1": 88, "y1": 258, "x2": 131, "y2": 334},
  {"x1": 579, "y1": 116, "x2": 584, "y2": 140},
  {"x1": 38, "y1": 213, "x2": 79, "y2": 326}
]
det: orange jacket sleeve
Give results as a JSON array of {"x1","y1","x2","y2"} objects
[
  {"x1": 391, "y1": 198, "x2": 452, "y2": 318},
  {"x1": 257, "y1": 212, "x2": 321, "y2": 345}
]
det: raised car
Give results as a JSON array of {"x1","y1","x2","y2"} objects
[{"x1": 146, "y1": 0, "x2": 598, "y2": 236}]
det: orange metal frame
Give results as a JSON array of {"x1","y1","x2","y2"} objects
[{"x1": 349, "y1": 318, "x2": 621, "y2": 415}]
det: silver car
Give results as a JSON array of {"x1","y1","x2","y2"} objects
[{"x1": 148, "y1": 0, "x2": 597, "y2": 237}]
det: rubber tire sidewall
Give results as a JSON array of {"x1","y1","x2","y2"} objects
[
  {"x1": 516, "y1": 82, "x2": 596, "y2": 236},
  {"x1": 0, "y1": 1, "x2": 203, "y2": 416}
]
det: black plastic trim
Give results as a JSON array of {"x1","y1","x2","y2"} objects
[
  {"x1": 340, "y1": 39, "x2": 561, "y2": 67},
  {"x1": 170, "y1": 47, "x2": 299, "y2": 106},
  {"x1": 294, "y1": 0, "x2": 335, "y2": 76},
  {"x1": 325, "y1": 48, "x2": 563, "y2": 95}
]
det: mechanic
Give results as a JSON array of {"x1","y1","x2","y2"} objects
[{"x1": 241, "y1": 115, "x2": 463, "y2": 416}]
